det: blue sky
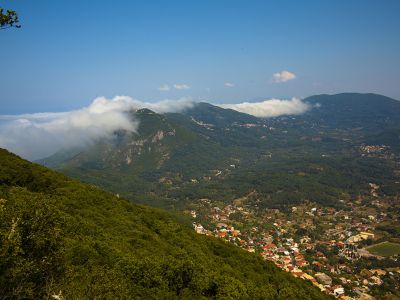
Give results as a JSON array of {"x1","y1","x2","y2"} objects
[{"x1": 1, "y1": 0, "x2": 400, "y2": 114}]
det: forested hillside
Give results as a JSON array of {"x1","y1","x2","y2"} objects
[
  {"x1": 40, "y1": 93, "x2": 400, "y2": 210},
  {"x1": 0, "y1": 149, "x2": 328, "y2": 299}
]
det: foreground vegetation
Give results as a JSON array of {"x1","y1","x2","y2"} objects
[{"x1": 0, "y1": 148, "x2": 328, "y2": 299}]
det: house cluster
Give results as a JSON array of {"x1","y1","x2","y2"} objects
[
  {"x1": 359, "y1": 144, "x2": 394, "y2": 160},
  {"x1": 190, "y1": 193, "x2": 400, "y2": 299},
  {"x1": 359, "y1": 145, "x2": 388, "y2": 155}
]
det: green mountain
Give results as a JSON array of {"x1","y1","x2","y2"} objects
[
  {"x1": 39, "y1": 93, "x2": 400, "y2": 210},
  {"x1": 39, "y1": 103, "x2": 265, "y2": 208},
  {"x1": 304, "y1": 93, "x2": 400, "y2": 130},
  {"x1": 303, "y1": 93, "x2": 400, "y2": 150},
  {"x1": 0, "y1": 148, "x2": 328, "y2": 299}
]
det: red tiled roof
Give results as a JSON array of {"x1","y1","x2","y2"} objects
[{"x1": 262, "y1": 244, "x2": 277, "y2": 249}]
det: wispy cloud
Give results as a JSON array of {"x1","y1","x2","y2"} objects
[
  {"x1": 173, "y1": 83, "x2": 190, "y2": 90},
  {"x1": 272, "y1": 70, "x2": 296, "y2": 83},
  {"x1": 140, "y1": 97, "x2": 194, "y2": 113},
  {"x1": 217, "y1": 98, "x2": 311, "y2": 118},
  {"x1": 0, "y1": 96, "x2": 194, "y2": 160},
  {"x1": 158, "y1": 84, "x2": 170, "y2": 91},
  {"x1": 225, "y1": 82, "x2": 235, "y2": 87}
]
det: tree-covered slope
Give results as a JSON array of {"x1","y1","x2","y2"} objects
[
  {"x1": 39, "y1": 105, "x2": 266, "y2": 208},
  {"x1": 303, "y1": 93, "x2": 400, "y2": 130},
  {"x1": 39, "y1": 93, "x2": 400, "y2": 211},
  {"x1": 0, "y1": 148, "x2": 328, "y2": 299}
]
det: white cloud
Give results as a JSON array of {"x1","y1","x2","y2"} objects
[
  {"x1": 136, "y1": 97, "x2": 194, "y2": 113},
  {"x1": 272, "y1": 70, "x2": 296, "y2": 83},
  {"x1": 173, "y1": 83, "x2": 190, "y2": 90},
  {"x1": 158, "y1": 84, "x2": 170, "y2": 91},
  {"x1": 217, "y1": 98, "x2": 311, "y2": 118},
  {"x1": 225, "y1": 82, "x2": 235, "y2": 87},
  {"x1": 0, "y1": 96, "x2": 194, "y2": 160}
]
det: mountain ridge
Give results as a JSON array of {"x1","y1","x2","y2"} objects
[{"x1": 38, "y1": 93, "x2": 400, "y2": 210}]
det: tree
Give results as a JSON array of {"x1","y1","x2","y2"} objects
[{"x1": 0, "y1": 8, "x2": 21, "y2": 30}]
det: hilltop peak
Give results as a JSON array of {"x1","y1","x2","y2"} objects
[{"x1": 135, "y1": 108, "x2": 157, "y2": 114}]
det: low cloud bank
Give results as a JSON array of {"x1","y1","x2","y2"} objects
[
  {"x1": 0, "y1": 96, "x2": 194, "y2": 160},
  {"x1": 217, "y1": 98, "x2": 311, "y2": 118}
]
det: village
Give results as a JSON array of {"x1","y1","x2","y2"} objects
[{"x1": 189, "y1": 191, "x2": 400, "y2": 299}]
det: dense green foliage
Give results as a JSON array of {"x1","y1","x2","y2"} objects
[{"x1": 0, "y1": 149, "x2": 328, "y2": 299}]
